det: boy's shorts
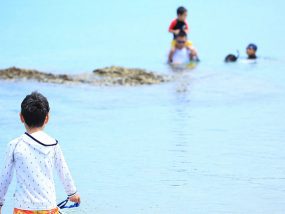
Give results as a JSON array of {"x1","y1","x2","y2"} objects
[
  {"x1": 171, "y1": 40, "x2": 193, "y2": 48},
  {"x1": 14, "y1": 207, "x2": 59, "y2": 214}
]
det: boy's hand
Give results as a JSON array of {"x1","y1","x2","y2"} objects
[
  {"x1": 69, "y1": 194, "x2": 81, "y2": 204},
  {"x1": 173, "y1": 29, "x2": 180, "y2": 35}
]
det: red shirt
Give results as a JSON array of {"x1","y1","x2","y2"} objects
[{"x1": 168, "y1": 19, "x2": 189, "y2": 39}]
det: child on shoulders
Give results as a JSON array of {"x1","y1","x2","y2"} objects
[{"x1": 168, "y1": 6, "x2": 199, "y2": 61}]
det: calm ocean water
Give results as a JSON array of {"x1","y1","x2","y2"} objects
[{"x1": 1, "y1": 0, "x2": 285, "y2": 213}]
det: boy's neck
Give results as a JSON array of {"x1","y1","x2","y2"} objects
[
  {"x1": 248, "y1": 54, "x2": 257, "y2": 59},
  {"x1": 25, "y1": 126, "x2": 44, "y2": 134}
]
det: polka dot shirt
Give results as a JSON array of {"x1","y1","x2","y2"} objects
[{"x1": 0, "y1": 131, "x2": 77, "y2": 210}]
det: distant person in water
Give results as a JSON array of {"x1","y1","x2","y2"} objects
[
  {"x1": 246, "y1": 43, "x2": 257, "y2": 59},
  {"x1": 225, "y1": 43, "x2": 258, "y2": 62},
  {"x1": 168, "y1": 6, "x2": 198, "y2": 60},
  {"x1": 224, "y1": 53, "x2": 238, "y2": 62},
  {"x1": 168, "y1": 31, "x2": 198, "y2": 64}
]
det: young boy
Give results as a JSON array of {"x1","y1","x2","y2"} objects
[
  {"x1": 0, "y1": 92, "x2": 80, "y2": 214},
  {"x1": 246, "y1": 43, "x2": 258, "y2": 59},
  {"x1": 168, "y1": 6, "x2": 198, "y2": 59},
  {"x1": 169, "y1": 7, "x2": 189, "y2": 40}
]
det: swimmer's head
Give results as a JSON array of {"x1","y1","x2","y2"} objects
[
  {"x1": 246, "y1": 43, "x2": 257, "y2": 59},
  {"x1": 225, "y1": 54, "x2": 238, "y2": 63},
  {"x1": 247, "y1": 43, "x2": 258, "y2": 51}
]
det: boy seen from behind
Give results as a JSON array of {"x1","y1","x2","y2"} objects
[{"x1": 0, "y1": 92, "x2": 80, "y2": 214}]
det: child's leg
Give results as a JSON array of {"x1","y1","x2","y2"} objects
[
  {"x1": 189, "y1": 46, "x2": 198, "y2": 57},
  {"x1": 186, "y1": 41, "x2": 193, "y2": 47},
  {"x1": 168, "y1": 40, "x2": 177, "y2": 63},
  {"x1": 171, "y1": 40, "x2": 176, "y2": 48},
  {"x1": 168, "y1": 48, "x2": 176, "y2": 63},
  {"x1": 186, "y1": 41, "x2": 199, "y2": 60}
]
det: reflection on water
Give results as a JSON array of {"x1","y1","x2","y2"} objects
[{"x1": 167, "y1": 80, "x2": 192, "y2": 188}]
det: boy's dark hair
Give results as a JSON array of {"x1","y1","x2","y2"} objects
[
  {"x1": 177, "y1": 6, "x2": 187, "y2": 15},
  {"x1": 176, "y1": 30, "x2": 187, "y2": 38},
  {"x1": 247, "y1": 43, "x2": 258, "y2": 51},
  {"x1": 21, "y1": 92, "x2": 50, "y2": 128},
  {"x1": 224, "y1": 54, "x2": 238, "y2": 62}
]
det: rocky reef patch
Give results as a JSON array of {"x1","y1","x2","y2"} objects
[{"x1": 0, "y1": 66, "x2": 170, "y2": 86}]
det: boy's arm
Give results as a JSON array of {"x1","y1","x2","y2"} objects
[
  {"x1": 184, "y1": 21, "x2": 190, "y2": 34},
  {"x1": 0, "y1": 142, "x2": 16, "y2": 207},
  {"x1": 169, "y1": 29, "x2": 180, "y2": 35},
  {"x1": 168, "y1": 20, "x2": 179, "y2": 35},
  {"x1": 54, "y1": 144, "x2": 78, "y2": 198}
]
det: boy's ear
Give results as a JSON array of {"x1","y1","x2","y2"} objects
[
  {"x1": 19, "y1": 113, "x2": 25, "y2": 123},
  {"x1": 44, "y1": 113, "x2": 50, "y2": 125}
]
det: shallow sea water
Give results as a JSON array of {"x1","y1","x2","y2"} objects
[{"x1": 0, "y1": 0, "x2": 285, "y2": 213}]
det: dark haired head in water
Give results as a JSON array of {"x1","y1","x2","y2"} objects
[
  {"x1": 225, "y1": 54, "x2": 238, "y2": 62},
  {"x1": 246, "y1": 43, "x2": 257, "y2": 59}
]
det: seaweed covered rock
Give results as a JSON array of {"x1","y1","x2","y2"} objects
[
  {"x1": 0, "y1": 66, "x2": 170, "y2": 86},
  {"x1": 0, "y1": 67, "x2": 75, "y2": 84},
  {"x1": 93, "y1": 66, "x2": 169, "y2": 85}
]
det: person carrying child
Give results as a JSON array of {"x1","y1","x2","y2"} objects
[
  {"x1": 168, "y1": 6, "x2": 199, "y2": 62},
  {"x1": 0, "y1": 92, "x2": 80, "y2": 214}
]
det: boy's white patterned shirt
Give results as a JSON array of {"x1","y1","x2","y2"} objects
[{"x1": 0, "y1": 131, "x2": 77, "y2": 210}]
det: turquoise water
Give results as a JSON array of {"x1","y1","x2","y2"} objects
[{"x1": 1, "y1": 0, "x2": 285, "y2": 213}]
